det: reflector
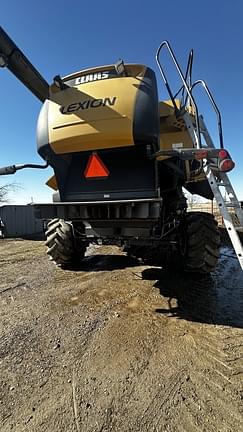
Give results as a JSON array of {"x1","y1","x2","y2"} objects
[
  {"x1": 219, "y1": 159, "x2": 235, "y2": 172},
  {"x1": 218, "y1": 149, "x2": 228, "y2": 159},
  {"x1": 84, "y1": 153, "x2": 110, "y2": 178}
]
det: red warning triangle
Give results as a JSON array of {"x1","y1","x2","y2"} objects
[{"x1": 84, "y1": 153, "x2": 110, "y2": 178}]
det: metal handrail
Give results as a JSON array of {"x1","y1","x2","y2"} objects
[
  {"x1": 190, "y1": 80, "x2": 224, "y2": 149},
  {"x1": 182, "y1": 49, "x2": 193, "y2": 105},
  {"x1": 174, "y1": 50, "x2": 194, "y2": 104},
  {"x1": 156, "y1": 40, "x2": 202, "y2": 148}
]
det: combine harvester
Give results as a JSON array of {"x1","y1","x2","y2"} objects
[{"x1": 0, "y1": 26, "x2": 242, "y2": 273}]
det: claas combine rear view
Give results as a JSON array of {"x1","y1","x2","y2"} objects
[{"x1": 1, "y1": 26, "x2": 243, "y2": 272}]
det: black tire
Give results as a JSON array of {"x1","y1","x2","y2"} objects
[
  {"x1": 124, "y1": 212, "x2": 220, "y2": 274},
  {"x1": 45, "y1": 219, "x2": 86, "y2": 267},
  {"x1": 123, "y1": 245, "x2": 144, "y2": 260},
  {"x1": 182, "y1": 212, "x2": 220, "y2": 273}
]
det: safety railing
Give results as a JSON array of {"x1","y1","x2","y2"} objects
[{"x1": 156, "y1": 40, "x2": 225, "y2": 150}]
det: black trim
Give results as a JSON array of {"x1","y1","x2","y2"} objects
[
  {"x1": 185, "y1": 179, "x2": 214, "y2": 200},
  {"x1": 133, "y1": 67, "x2": 159, "y2": 149},
  {"x1": 64, "y1": 68, "x2": 118, "y2": 87},
  {"x1": 37, "y1": 100, "x2": 70, "y2": 201}
]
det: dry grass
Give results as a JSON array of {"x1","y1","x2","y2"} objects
[{"x1": 188, "y1": 201, "x2": 241, "y2": 227}]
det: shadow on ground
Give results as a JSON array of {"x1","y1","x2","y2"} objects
[
  {"x1": 63, "y1": 246, "x2": 243, "y2": 329},
  {"x1": 64, "y1": 254, "x2": 139, "y2": 272},
  {"x1": 142, "y1": 265, "x2": 243, "y2": 329}
]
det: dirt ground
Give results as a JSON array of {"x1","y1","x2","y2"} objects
[{"x1": 0, "y1": 239, "x2": 242, "y2": 432}]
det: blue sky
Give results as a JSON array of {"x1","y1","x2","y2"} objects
[{"x1": 1, "y1": 0, "x2": 243, "y2": 203}]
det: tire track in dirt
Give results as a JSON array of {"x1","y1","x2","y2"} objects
[
  {"x1": 107, "y1": 248, "x2": 243, "y2": 432},
  {"x1": 0, "y1": 241, "x2": 243, "y2": 431},
  {"x1": 185, "y1": 330, "x2": 243, "y2": 431}
]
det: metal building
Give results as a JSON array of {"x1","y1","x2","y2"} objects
[{"x1": 0, "y1": 205, "x2": 44, "y2": 238}]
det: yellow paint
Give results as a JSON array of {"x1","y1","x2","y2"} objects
[
  {"x1": 158, "y1": 100, "x2": 194, "y2": 160},
  {"x1": 48, "y1": 65, "x2": 147, "y2": 154},
  {"x1": 159, "y1": 99, "x2": 181, "y2": 117},
  {"x1": 46, "y1": 175, "x2": 58, "y2": 190}
]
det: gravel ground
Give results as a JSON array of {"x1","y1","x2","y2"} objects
[{"x1": 0, "y1": 239, "x2": 242, "y2": 432}]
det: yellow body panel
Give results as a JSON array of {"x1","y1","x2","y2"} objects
[
  {"x1": 158, "y1": 100, "x2": 194, "y2": 161},
  {"x1": 46, "y1": 175, "x2": 58, "y2": 190},
  {"x1": 48, "y1": 68, "x2": 145, "y2": 154},
  {"x1": 160, "y1": 131, "x2": 193, "y2": 151},
  {"x1": 158, "y1": 100, "x2": 206, "y2": 183},
  {"x1": 159, "y1": 99, "x2": 181, "y2": 117}
]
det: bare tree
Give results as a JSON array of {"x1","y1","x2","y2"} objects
[{"x1": 0, "y1": 182, "x2": 22, "y2": 203}]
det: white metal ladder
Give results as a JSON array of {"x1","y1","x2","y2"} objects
[
  {"x1": 184, "y1": 113, "x2": 243, "y2": 270},
  {"x1": 156, "y1": 40, "x2": 243, "y2": 270}
]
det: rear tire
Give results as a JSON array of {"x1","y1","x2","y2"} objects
[
  {"x1": 45, "y1": 219, "x2": 86, "y2": 267},
  {"x1": 124, "y1": 212, "x2": 220, "y2": 274},
  {"x1": 182, "y1": 212, "x2": 220, "y2": 273}
]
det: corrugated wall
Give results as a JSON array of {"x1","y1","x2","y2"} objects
[{"x1": 0, "y1": 205, "x2": 44, "y2": 237}]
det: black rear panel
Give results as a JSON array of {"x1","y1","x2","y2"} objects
[
  {"x1": 61, "y1": 145, "x2": 158, "y2": 201},
  {"x1": 133, "y1": 68, "x2": 159, "y2": 148}
]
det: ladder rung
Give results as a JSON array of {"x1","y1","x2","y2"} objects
[
  {"x1": 216, "y1": 181, "x2": 235, "y2": 190},
  {"x1": 225, "y1": 203, "x2": 239, "y2": 208}
]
